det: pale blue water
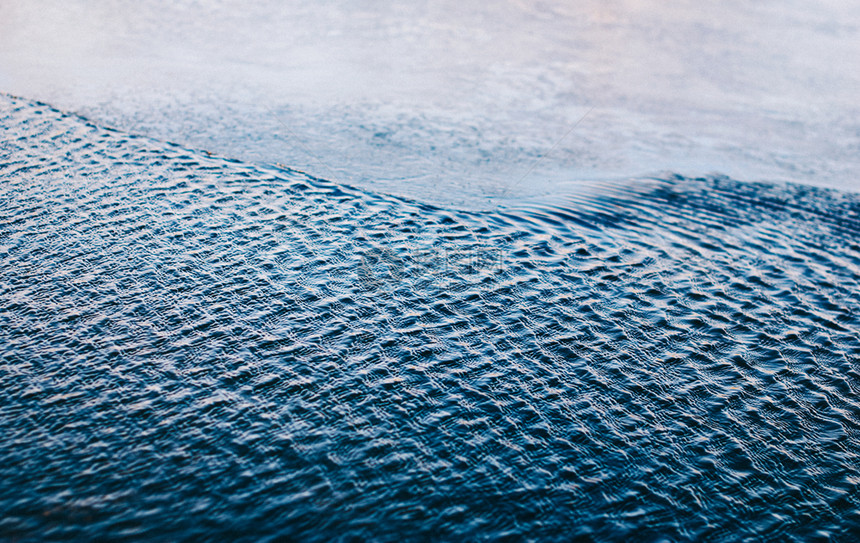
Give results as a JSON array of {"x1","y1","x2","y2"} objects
[
  {"x1": 2, "y1": 0, "x2": 859, "y2": 203},
  {"x1": 2, "y1": 95, "x2": 859, "y2": 541}
]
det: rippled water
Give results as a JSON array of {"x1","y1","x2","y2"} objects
[{"x1": 2, "y1": 94, "x2": 860, "y2": 541}]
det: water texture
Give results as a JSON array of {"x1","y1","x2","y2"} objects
[
  {"x1": 3, "y1": 0, "x2": 859, "y2": 202},
  {"x1": 1, "y1": 95, "x2": 859, "y2": 541}
]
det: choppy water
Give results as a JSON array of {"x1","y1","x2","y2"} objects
[{"x1": 2, "y1": 94, "x2": 860, "y2": 541}]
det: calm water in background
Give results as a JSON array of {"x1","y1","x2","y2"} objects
[
  {"x1": 1, "y1": 95, "x2": 859, "y2": 541},
  {"x1": 1, "y1": 0, "x2": 859, "y2": 204}
]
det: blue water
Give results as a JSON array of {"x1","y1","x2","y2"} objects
[{"x1": 1, "y1": 94, "x2": 859, "y2": 541}]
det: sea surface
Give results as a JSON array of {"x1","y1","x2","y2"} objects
[
  {"x1": 2, "y1": 95, "x2": 859, "y2": 541},
  {"x1": 2, "y1": 0, "x2": 859, "y2": 204}
]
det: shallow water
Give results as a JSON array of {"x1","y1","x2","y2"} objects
[{"x1": 2, "y1": 95, "x2": 859, "y2": 540}]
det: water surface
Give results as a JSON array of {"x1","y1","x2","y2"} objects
[
  {"x1": 2, "y1": 95, "x2": 859, "y2": 541},
  {"x1": 2, "y1": 0, "x2": 859, "y2": 204}
]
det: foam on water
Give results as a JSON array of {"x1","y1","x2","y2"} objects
[{"x1": 1, "y1": 95, "x2": 860, "y2": 541}]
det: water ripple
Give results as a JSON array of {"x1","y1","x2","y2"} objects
[{"x1": 1, "y1": 94, "x2": 859, "y2": 541}]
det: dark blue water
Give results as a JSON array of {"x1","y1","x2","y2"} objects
[{"x1": 1, "y1": 94, "x2": 859, "y2": 541}]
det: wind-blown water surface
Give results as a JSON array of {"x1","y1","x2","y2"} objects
[{"x1": 2, "y1": 95, "x2": 859, "y2": 540}]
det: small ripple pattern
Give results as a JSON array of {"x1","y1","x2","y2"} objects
[{"x1": 1, "y1": 94, "x2": 859, "y2": 541}]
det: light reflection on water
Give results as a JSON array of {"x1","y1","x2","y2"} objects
[{"x1": 0, "y1": 1, "x2": 858, "y2": 204}]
